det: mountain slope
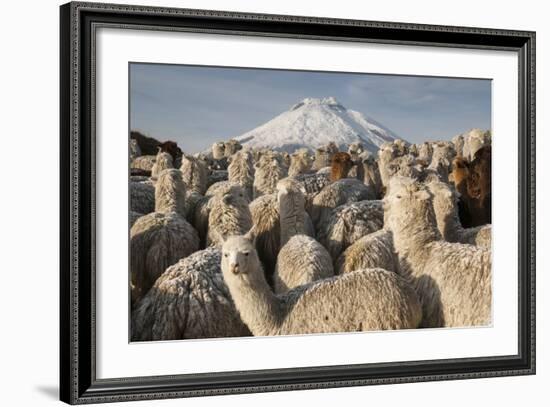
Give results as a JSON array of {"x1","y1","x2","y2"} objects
[{"x1": 235, "y1": 97, "x2": 403, "y2": 153}]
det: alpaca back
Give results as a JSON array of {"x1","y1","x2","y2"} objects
[
  {"x1": 275, "y1": 269, "x2": 422, "y2": 335},
  {"x1": 336, "y1": 229, "x2": 396, "y2": 275},
  {"x1": 130, "y1": 180, "x2": 155, "y2": 215},
  {"x1": 273, "y1": 235, "x2": 334, "y2": 293},
  {"x1": 131, "y1": 247, "x2": 250, "y2": 341},
  {"x1": 317, "y1": 200, "x2": 384, "y2": 260},
  {"x1": 131, "y1": 155, "x2": 156, "y2": 172},
  {"x1": 130, "y1": 212, "x2": 199, "y2": 304},
  {"x1": 311, "y1": 179, "x2": 375, "y2": 231}
]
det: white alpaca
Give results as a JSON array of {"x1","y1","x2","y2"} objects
[
  {"x1": 220, "y1": 234, "x2": 422, "y2": 336},
  {"x1": 207, "y1": 169, "x2": 229, "y2": 188},
  {"x1": 317, "y1": 200, "x2": 384, "y2": 260},
  {"x1": 224, "y1": 139, "x2": 242, "y2": 157},
  {"x1": 428, "y1": 142, "x2": 455, "y2": 183},
  {"x1": 253, "y1": 153, "x2": 287, "y2": 198},
  {"x1": 207, "y1": 184, "x2": 253, "y2": 247},
  {"x1": 417, "y1": 142, "x2": 433, "y2": 163},
  {"x1": 312, "y1": 142, "x2": 338, "y2": 171},
  {"x1": 272, "y1": 179, "x2": 333, "y2": 293},
  {"x1": 288, "y1": 148, "x2": 314, "y2": 177},
  {"x1": 362, "y1": 155, "x2": 383, "y2": 198},
  {"x1": 130, "y1": 169, "x2": 199, "y2": 304},
  {"x1": 151, "y1": 150, "x2": 174, "y2": 180},
  {"x1": 130, "y1": 139, "x2": 141, "y2": 161},
  {"x1": 131, "y1": 247, "x2": 250, "y2": 340},
  {"x1": 452, "y1": 134, "x2": 465, "y2": 158},
  {"x1": 228, "y1": 150, "x2": 255, "y2": 200},
  {"x1": 335, "y1": 229, "x2": 397, "y2": 275},
  {"x1": 462, "y1": 128, "x2": 491, "y2": 161},
  {"x1": 427, "y1": 180, "x2": 491, "y2": 248},
  {"x1": 212, "y1": 141, "x2": 226, "y2": 160},
  {"x1": 130, "y1": 178, "x2": 155, "y2": 215},
  {"x1": 347, "y1": 142, "x2": 364, "y2": 162},
  {"x1": 310, "y1": 179, "x2": 375, "y2": 231},
  {"x1": 249, "y1": 191, "x2": 315, "y2": 279},
  {"x1": 180, "y1": 154, "x2": 208, "y2": 195},
  {"x1": 131, "y1": 155, "x2": 156, "y2": 172},
  {"x1": 385, "y1": 176, "x2": 492, "y2": 328}
]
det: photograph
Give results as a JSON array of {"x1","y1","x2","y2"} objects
[{"x1": 128, "y1": 63, "x2": 493, "y2": 342}]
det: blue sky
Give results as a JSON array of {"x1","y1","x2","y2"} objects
[{"x1": 130, "y1": 63, "x2": 491, "y2": 153}]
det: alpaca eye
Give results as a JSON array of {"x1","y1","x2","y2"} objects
[
  {"x1": 224, "y1": 253, "x2": 228, "y2": 257},
  {"x1": 396, "y1": 195, "x2": 402, "y2": 199},
  {"x1": 243, "y1": 252, "x2": 249, "y2": 256}
]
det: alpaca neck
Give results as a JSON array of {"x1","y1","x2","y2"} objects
[
  {"x1": 330, "y1": 164, "x2": 349, "y2": 182},
  {"x1": 279, "y1": 193, "x2": 306, "y2": 246},
  {"x1": 390, "y1": 205, "x2": 440, "y2": 270},
  {"x1": 155, "y1": 181, "x2": 186, "y2": 217},
  {"x1": 453, "y1": 170, "x2": 469, "y2": 195},
  {"x1": 438, "y1": 203, "x2": 463, "y2": 242},
  {"x1": 226, "y1": 265, "x2": 281, "y2": 336}
]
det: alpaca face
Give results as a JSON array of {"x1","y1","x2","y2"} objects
[
  {"x1": 331, "y1": 152, "x2": 353, "y2": 173},
  {"x1": 384, "y1": 177, "x2": 431, "y2": 230},
  {"x1": 427, "y1": 181, "x2": 455, "y2": 214},
  {"x1": 221, "y1": 236, "x2": 258, "y2": 278}
]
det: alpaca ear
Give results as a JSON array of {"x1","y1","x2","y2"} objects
[{"x1": 244, "y1": 226, "x2": 257, "y2": 244}]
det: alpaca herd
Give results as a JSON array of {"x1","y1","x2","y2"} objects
[{"x1": 129, "y1": 129, "x2": 492, "y2": 341}]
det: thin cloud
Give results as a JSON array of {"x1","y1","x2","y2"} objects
[{"x1": 130, "y1": 63, "x2": 491, "y2": 153}]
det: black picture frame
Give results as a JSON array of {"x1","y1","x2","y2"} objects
[{"x1": 60, "y1": 1, "x2": 536, "y2": 404}]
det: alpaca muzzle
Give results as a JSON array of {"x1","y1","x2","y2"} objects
[{"x1": 230, "y1": 263, "x2": 240, "y2": 274}]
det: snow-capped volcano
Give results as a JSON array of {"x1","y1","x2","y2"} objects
[{"x1": 235, "y1": 97, "x2": 403, "y2": 153}]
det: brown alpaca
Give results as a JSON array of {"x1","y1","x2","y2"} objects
[
  {"x1": 466, "y1": 146, "x2": 491, "y2": 226},
  {"x1": 330, "y1": 152, "x2": 353, "y2": 182},
  {"x1": 159, "y1": 140, "x2": 183, "y2": 163},
  {"x1": 451, "y1": 148, "x2": 491, "y2": 228}
]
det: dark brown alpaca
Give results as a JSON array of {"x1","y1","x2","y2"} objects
[
  {"x1": 452, "y1": 156, "x2": 472, "y2": 227},
  {"x1": 466, "y1": 146, "x2": 491, "y2": 226},
  {"x1": 159, "y1": 141, "x2": 183, "y2": 163},
  {"x1": 451, "y1": 147, "x2": 491, "y2": 228},
  {"x1": 330, "y1": 152, "x2": 353, "y2": 182}
]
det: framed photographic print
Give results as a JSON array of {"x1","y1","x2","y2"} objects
[{"x1": 60, "y1": 1, "x2": 536, "y2": 404}]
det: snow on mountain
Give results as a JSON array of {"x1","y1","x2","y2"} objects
[{"x1": 235, "y1": 97, "x2": 404, "y2": 154}]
